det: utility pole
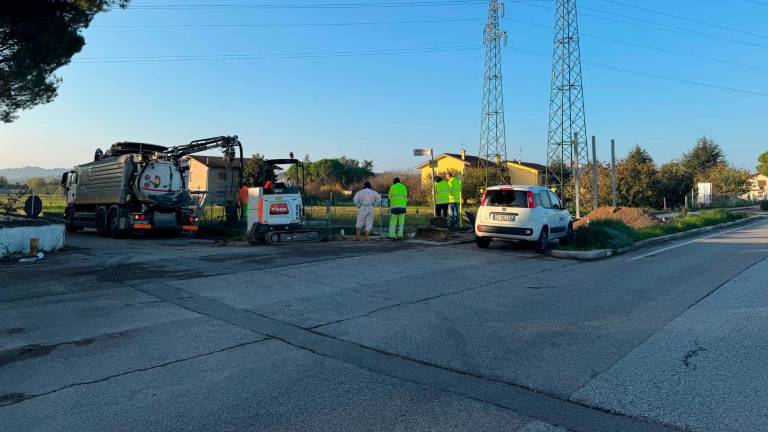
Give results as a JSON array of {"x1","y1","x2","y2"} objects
[
  {"x1": 592, "y1": 136, "x2": 599, "y2": 211},
  {"x1": 478, "y1": 0, "x2": 508, "y2": 187},
  {"x1": 546, "y1": 0, "x2": 589, "y2": 204},
  {"x1": 610, "y1": 138, "x2": 617, "y2": 209},
  {"x1": 573, "y1": 132, "x2": 580, "y2": 219}
]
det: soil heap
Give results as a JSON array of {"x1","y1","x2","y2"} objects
[{"x1": 574, "y1": 207, "x2": 659, "y2": 229}]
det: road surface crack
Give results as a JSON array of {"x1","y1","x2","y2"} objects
[
  {"x1": 0, "y1": 338, "x2": 271, "y2": 408},
  {"x1": 308, "y1": 262, "x2": 578, "y2": 330},
  {"x1": 682, "y1": 343, "x2": 707, "y2": 370}
]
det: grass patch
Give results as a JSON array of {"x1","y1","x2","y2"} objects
[
  {"x1": 567, "y1": 209, "x2": 746, "y2": 251},
  {"x1": 633, "y1": 209, "x2": 745, "y2": 241}
]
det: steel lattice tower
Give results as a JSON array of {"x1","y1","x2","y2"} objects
[
  {"x1": 546, "y1": 0, "x2": 588, "y2": 199},
  {"x1": 478, "y1": 0, "x2": 508, "y2": 187}
]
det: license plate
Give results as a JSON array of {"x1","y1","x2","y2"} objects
[{"x1": 492, "y1": 213, "x2": 515, "y2": 222}]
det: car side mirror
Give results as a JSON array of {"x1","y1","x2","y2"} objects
[{"x1": 560, "y1": 201, "x2": 569, "y2": 210}]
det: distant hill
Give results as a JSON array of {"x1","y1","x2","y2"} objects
[{"x1": 0, "y1": 167, "x2": 69, "y2": 182}]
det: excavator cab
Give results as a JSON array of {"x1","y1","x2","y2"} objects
[{"x1": 246, "y1": 158, "x2": 322, "y2": 244}]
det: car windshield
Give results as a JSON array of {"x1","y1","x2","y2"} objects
[{"x1": 484, "y1": 190, "x2": 528, "y2": 207}]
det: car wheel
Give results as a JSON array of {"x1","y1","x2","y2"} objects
[
  {"x1": 534, "y1": 227, "x2": 549, "y2": 254},
  {"x1": 476, "y1": 236, "x2": 491, "y2": 249},
  {"x1": 559, "y1": 223, "x2": 574, "y2": 246}
]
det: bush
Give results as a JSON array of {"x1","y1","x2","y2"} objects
[
  {"x1": 761, "y1": 201, "x2": 768, "y2": 211},
  {"x1": 573, "y1": 219, "x2": 635, "y2": 250}
]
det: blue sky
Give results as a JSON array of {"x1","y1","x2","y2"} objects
[{"x1": 1, "y1": 0, "x2": 766, "y2": 171}]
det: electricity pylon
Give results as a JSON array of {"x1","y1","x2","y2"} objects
[
  {"x1": 478, "y1": 0, "x2": 508, "y2": 187},
  {"x1": 546, "y1": 0, "x2": 589, "y2": 200}
]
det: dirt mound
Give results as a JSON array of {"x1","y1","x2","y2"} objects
[{"x1": 574, "y1": 207, "x2": 659, "y2": 229}]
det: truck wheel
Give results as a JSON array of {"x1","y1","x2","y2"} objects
[
  {"x1": 96, "y1": 207, "x2": 109, "y2": 237},
  {"x1": 109, "y1": 207, "x2": 123, "y2": 238},
  {"x1": 65, "y1": 208, "x2": 80, "y2": 233}
]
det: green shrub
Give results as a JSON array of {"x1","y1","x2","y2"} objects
[
  {"x1": 574, "y1": 219, "x2": 635, "y2": 250},
  {"x1": 761, "y1": 201, "x2": 768, "y2": 211}
]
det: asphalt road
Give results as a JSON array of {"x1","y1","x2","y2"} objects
[{"x1": 1, "y1": 218, "x2": 767, "y2": 432}]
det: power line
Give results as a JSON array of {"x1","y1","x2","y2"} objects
[
  {"x1": 73, "y1": 44, "x2": 481, "y2": 62},
  {"x1": 596, "y1": 0, "x2": 768, "y2": 40},
  {"x1": 126, "y1": 0, "x2": 551, "y2": 10},
  {"x1": 70, "y1": 43, "x2": 768, "y2": 98},
  {"x1": 519, "y1": 1, "x2": 768, "y2": 50},
  {"x1": 91, "y1": 17, "x2": 483, "y2": 28},
  {"x1": 503, "y1": 17, "x2": 768, "y2": 72},
  {"x1": 506, "y1": 45, "x2": 768, "y2": 98}
]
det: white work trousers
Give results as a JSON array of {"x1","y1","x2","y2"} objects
[{"x1": 356, "y1": 205, "x2": 375, "y2": 231}]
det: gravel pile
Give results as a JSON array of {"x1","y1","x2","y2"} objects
[{"x1": 574, "y1": 207, "x2": 659, "y2": 229}]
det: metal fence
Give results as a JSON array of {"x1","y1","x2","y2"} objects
[
  {"x1": 194, "y1": 193, "x2": 435, "y2": 239},
  {"x1": 6, "y1": 192, "x2": 440, "y2": 239}
]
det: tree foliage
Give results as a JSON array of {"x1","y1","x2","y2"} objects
[
  {"x1": 0, "y1": 176, "x2": 8, "y2": 188},
  {"x1": 681, "y1": 136, "x2": 725, "y2": 177},
  {"x1": 242, "y1": 153, "x2": 276, "y2": 187},
  {"x1": 459, "y1": 167, "x2": 487, "y2": 204},
  {"x1": 0, "y1": 0, "x2": 128, "y2": 122},
  {"x1": 369, "y1": 169, "x2": 430, "y2": 205},
  {"x1": 616, "y1": 145, "x2": 659, "y2": 208},
  {"x1": 704, "y1": 164, "x2": 752, "y2": 196},
  {"x1": 567, "y1": 161, "x2": 612, "y2": 212},
  {"x1": 757, "y1": 151, "x2": 768, "y2": 177},
  {"x1": 288, "y1": 156, "x2": 374, "y2": 188},
  {"x1": 656, "y1": 161, "x2": 693, "y2": 209},
  {"x1": 21, "y1": 176, "x2": 62, "y2": 195}
]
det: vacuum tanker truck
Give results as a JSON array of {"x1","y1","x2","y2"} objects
[{"x1": 61, "y1": 136, "x2": 242, "y2": 237}]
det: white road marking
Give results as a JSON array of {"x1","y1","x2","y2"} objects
[{"x1": 627, "y1": 224, "x2": 758, "y2": 262}]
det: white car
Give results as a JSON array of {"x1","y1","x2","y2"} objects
[{"x1": 474, "y1": 185, "x2": 574, "y2": 253}]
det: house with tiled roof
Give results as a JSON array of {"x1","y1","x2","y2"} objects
[{"x1": 415, "y1": 150, "x2": 546, "y2": 186}]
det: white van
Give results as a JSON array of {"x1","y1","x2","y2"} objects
[{"x1": 474, "y1": 185, "x2": 574, "y2": 253}]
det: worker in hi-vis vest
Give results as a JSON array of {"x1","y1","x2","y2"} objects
[
  {"x1": 446, "y1": 172, "x2": 461, "y2": 229},
  {"x1": 434, "y1": 176, "x2": 451, "y2": 218},
  {"x1": 387, "y1": 177, "x2": 408, "y2": 240}
]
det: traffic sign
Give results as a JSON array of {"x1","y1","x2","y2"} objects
[{"x1": 413, "y1": 148, "x2": 433, "y2": 157}]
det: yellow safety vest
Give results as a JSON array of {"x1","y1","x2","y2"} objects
[
  {"x1": 388, "y1": 183, "x2": 408, "y2": 208},
  {"x1": 448, "y1": 177, "x2": 462, "y2": 204},
  {"x1": 435, "y1": 180, "x2": 451, "y2": 205}
]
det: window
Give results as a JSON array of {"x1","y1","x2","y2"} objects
[
  {"x1": 484, "y1": 190, "x2": 528, "y2": 207},
  {"x1": 547, "y1": 191, "x2": 562, "y2": 209},
  {"x1": 539, "y1": 192, "x2": 551, "y2": 208},
  {"x1": 533, "y1": 192, "x2": 542, "y2": 207}
]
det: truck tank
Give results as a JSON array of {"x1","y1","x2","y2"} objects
[{"x1": 73, "y1": 145, "x2": 191, "y2": 209}]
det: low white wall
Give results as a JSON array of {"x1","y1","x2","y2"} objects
[{"x1": 0, "y1": 224, "x2": 66, "y2": 257}]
